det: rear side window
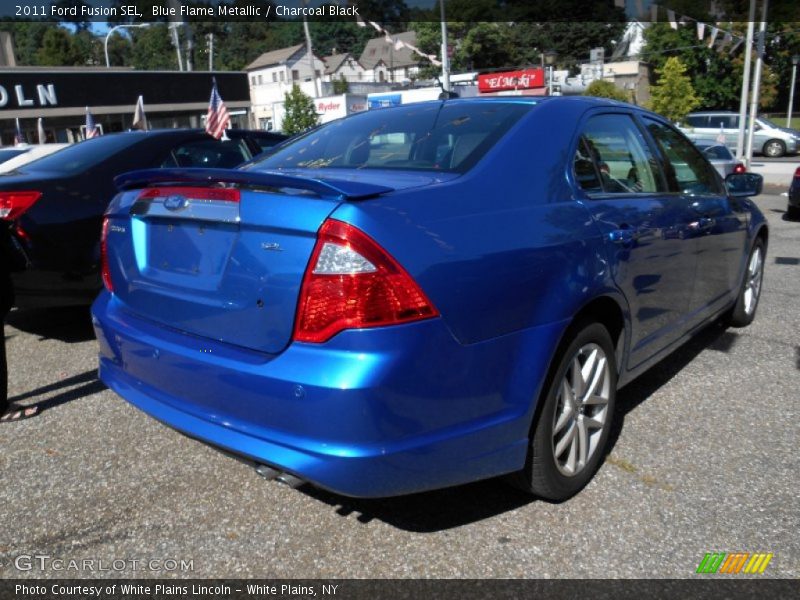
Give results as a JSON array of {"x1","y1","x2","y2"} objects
[
  {"x1": 699, "y1": 144, "x2": 733, "y2": 160},
  {"x1": 708, "y1": 115, "x2": 737, "y2": 129},
  {"x1": 161, "y1": 139, "x2": 251, "y2": 169},
  {"x1": 250, "y1": 102, "x2": 531, "y2": 174},
  {"x1": 686, "y1": 115, "x2": 708, "y2": 127},
  {"x1": 643, "y1": 118, "x2": 723, "y2": 195},
  {"x1": 574, "y1": 114, "x2": 665, "y2": 194},
  {"x1": 18, "y1": 134, "x2": 143, "y2": 174}
]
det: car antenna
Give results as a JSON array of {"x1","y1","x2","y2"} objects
[{"x1": 435, "y1": 76, "x2": 459, "y2": 100}]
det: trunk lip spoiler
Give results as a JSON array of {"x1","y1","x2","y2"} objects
[{"x1": 114, "y1": 168, "x2": 394, "y2": 201}]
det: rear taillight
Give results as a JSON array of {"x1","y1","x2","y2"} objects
[
  {"x1": 794, "y1": 166, "x2": 800, "y2": 179},
  {"x1": 0, "y1": 191, "x2": 41, "y2": 220},
  {"x1": 101, "y1": 217, "x2": 113, "y2": 293},
  {"x1": 293, "y1": 219, "x2": 438, "y2": 343},
  {"x1": 733, "y1": 163, "x2": 746, "y2": 174}
]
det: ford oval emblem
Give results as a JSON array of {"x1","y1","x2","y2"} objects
[{"x1": 164, "y1": 195, "x2": 189, "y2": 211}]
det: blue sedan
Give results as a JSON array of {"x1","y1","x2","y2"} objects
[{"x1": 92, "y1": 97, "x2": 767, "y2": 500}]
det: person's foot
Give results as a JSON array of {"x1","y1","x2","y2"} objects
[{"x1": 0, "y1": 405, "x2": 39, "y2": 422}]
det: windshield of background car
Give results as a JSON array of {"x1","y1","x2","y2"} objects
[
  {"x1": 18, "y1": 134, "x2": 144, "y2": 174},
  {"x1": 699, "y1": 144, "x2": 733, "y2": 160},
  {"x1": 250, "y1": 102, "x2": 532, "y2": 174},
  {"x1": 0, "y1": 148, "x2": 30, "y2": 164}
]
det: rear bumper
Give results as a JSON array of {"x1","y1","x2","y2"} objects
[
  {"x1": 789, "y1": 186, "x2": 800, "y2": 207},
  {"x1": 92, "y1": 292, "x2": 567, "y2": 497}
]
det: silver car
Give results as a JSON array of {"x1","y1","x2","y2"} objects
[
  {"x1": 692, "y1": 140, "x2": 745, "y2": 179},
  {"x1": 683, "y1": 111, "x2": 797, "y2": 158}
]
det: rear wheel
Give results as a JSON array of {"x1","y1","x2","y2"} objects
[
  {"x1": 728, "y1": 239, "x2": 765, "y2": 327},
  {"x1": 762, "y1": 139, "x2": 786, "y2": 158},
  {"x1": 787, "y1": 205, "x2": 800, "y2": 220},
  {"x1": 512, "y1": 321, "x2": 617, "y2": 501}
]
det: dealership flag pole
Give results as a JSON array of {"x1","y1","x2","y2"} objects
[
  {"x1": 13, "y1": 118, "x2": 24, "y2": 146},
  {"x1": 133, "y1": 95, "x2": 148, "y2": 131}
]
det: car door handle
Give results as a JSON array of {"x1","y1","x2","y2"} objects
[
  {"x1": 698, "y1": 217, "x2": 715, "y2": 230},
  {"x1": 608, "y1": 229, "x2": 639, "y2": 246}
]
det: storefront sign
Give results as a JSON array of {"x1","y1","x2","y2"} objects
[
  {"x1": 477, "y1": 69, "x2": 544, "y2": 93},
  {"x1": 0, "y1": 83, "x2": 57, "y2": 108}
]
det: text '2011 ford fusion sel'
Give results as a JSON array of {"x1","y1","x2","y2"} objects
[{"x1": 92, "y1": 97, "x2": 767, "y2": 500}]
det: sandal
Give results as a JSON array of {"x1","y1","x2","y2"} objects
[{"x1": 0, "y1": 405, "x2": 39, "y2": 422}]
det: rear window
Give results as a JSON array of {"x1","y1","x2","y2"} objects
[
  {"x1": 160, "y1": 139, "x2": 251, "y2": 169},
  {"x1": 19, "y1": 134, "x2": 144, "y2": 174},
  {"x1": 697, "y1": 144, "x2": 733, "y2": 160},
  {"x1": 250, "y1": 102, "x2": 531, "y2": 174}
]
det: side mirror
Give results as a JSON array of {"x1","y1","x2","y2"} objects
[{"x1": 725, "y1": 172, "x2": 763, "y2": 197}]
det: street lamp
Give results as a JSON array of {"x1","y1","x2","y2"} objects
[
  {"x1": 788, "y1": 54, "x2": 799, "y2": 128},
  {"x1": 104, "y1": 23, "x2": 151, "y2": 68},
  {"x1": 542, "y1": 50, "x2": 558, "y2": 96}
]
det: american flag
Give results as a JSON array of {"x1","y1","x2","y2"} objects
[
  {"x1": 86, "y1": 107, "x2": 101, "y2": 139},
  {"x1": 205, "y1": 78, "x2": 230, "y2": 140}
]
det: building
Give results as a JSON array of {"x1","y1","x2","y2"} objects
[
  {"x1": 601, "y1": 60, "x2": 651, "y2": 105},
  {"x1": 358, "y1": 32, "x2": 422, "y2": 83},
  {"x1": 246, "y1": 44, "x2": 326, "y2": 130},
  {"x1": 323, "y1": 53, "x2": 365, "y2": 83},
  {"x1": 0, "y1": 67, "x2": 251, "y2": 145}
]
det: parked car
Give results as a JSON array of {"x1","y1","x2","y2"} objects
[
  {"x1": 0, "y1": 144, "x2": 69, "y2": 173},
  {"x1": 692, "y1": 140, "x2": 746, "y2": 179},
  {"x1": 789, "y1": 166, "x2": 800, "y2": 219},
  {"x1": 0, "y1": 129, "x2": 286, "y2": 308},
  {"x1": 93, "y1": 97, "x2": 767, "y2": 500},
  {"x1": 682, "y1": 111, "x2": 797, "y2": 157}
]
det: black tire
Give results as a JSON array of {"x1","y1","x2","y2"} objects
[
  {"x1": 511, "y1": 320, "x2": 617, "y2": 501},
  {"x1": 787, "y1": 205, "x2": 800, "y2": 220},
  {"x1": 728, "y1": 238, "x2": 766, "y2": 327},
  {"x1": 762, "y1": 139, "x2": 786, "y2": 158}
]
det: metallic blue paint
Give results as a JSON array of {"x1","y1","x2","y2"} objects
[{"x1": 93, "y1": 97, "x2": 766, "y2": 497}]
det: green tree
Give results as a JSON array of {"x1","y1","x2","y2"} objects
[
  {"x1": 282, "y1": 85, "x2": 319, "y2": 135},
  {"x1": 332, "y1": 74, "x2": 350, "y2": 94},
  {"x1": 130, "y1": 24, "x2": 179, "y2": 70},
  {"x1": 36, "y1": 27, "x2": 74, "y2": 65},
  {"x1": 584, "y1": 80, "x2": 629, "y2": 102},
  {"x1": 643, "y1": 23, "x2": 739, "y2": 110},
  {"x1": 649, "y1": 57, "x2": 702, "y2": 123}
]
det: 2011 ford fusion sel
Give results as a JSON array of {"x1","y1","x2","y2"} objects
[{"x1": 92, "y1": 97, "x2": 767, "y2": 500}]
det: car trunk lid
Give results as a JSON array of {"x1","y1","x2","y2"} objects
[{"x1": 105, "y1": 168, "x2": 394, "y2": 354}]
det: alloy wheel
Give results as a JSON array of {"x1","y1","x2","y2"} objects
[
  {"x1": 551, "y1": 343, "x2": 611, "y2": 477},
  {"x1": 743, "y1": 246, "x2": 763, "y2": 316}
]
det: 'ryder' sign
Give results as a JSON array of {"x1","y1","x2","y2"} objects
[{"x1": 477, "y1": 69, "x2": 544, "y2": 93}]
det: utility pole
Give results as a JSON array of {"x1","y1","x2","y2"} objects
[
  {"x1": 440, "y1": 0, "x2": 450, "y2": 92},
  {"x1": 184, "y1": 22, "x2": 194, "y2": 71},
  {"x1": 301, "y1": 0, "x2": 319, "y2": 97},
  {"x1": 167, "y1": 0, "x2": 184, "y2": 71},
  {"x1": 735, "y1": 0, "x2": 757, "y2": 161},
  {"x1": 745, "y1": 0, "x2": 768, "y2": 167}
]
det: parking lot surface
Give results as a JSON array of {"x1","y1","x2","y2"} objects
[{"x1": 1, "y1": 193, "x2": 798, "y2": 579}]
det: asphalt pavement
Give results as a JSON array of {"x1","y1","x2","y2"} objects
[{"x1": 1, "y1": 193, "x2": 798, "y2": 579}]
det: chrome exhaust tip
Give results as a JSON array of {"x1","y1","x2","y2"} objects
[
  {"x1": 255, "y1": 464, "x2": 280, "y2": 480},
  {"x1": 276, "y1": 473, "x2": 304, "y2": 488},
  {"x1": 255, "y1": 464, "x2": 305, "y2": 489}
]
